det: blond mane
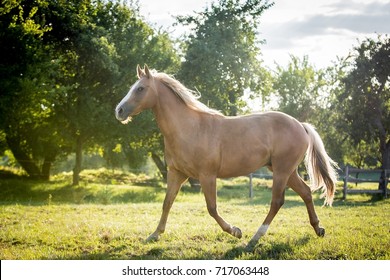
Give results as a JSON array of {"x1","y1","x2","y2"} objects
[{"x1": 152, "y1": 71, "x2": 223, "y2": 116}]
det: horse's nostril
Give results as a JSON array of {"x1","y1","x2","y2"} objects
[
  {"x1": 115, "y1": 106, "x2": 125, "y2": 121},
  {"x1": 116, "y1": 106, "x2": 124, "y2": 118}
]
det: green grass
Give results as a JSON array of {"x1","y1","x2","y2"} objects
[{"x1": 0, "y1": 169, "x2": 389, "y2": 260}]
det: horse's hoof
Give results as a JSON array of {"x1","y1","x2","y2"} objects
[
  {"x1": 317, "y1": 227, "x2": 325, "y2": 237},
  {"x1": 231, "y1": 226, "x2": 242, "y2": 239},
  {"x1": 145, "y1": 234, "x2": 160, "y2": 243},
  {"x1": 244, "y1": 240, "x2": 258, "y2": 252}
]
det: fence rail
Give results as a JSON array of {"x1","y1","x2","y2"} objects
[{"x1": 342, "y1": 166, "x2": 389, "y2": 199}]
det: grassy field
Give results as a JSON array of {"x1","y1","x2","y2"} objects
[{"x1": 0, "y1": 169, "x2": 389, "y2": 260}]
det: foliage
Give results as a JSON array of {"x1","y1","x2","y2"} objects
[
  {"x1": 272, "y1": 55, "x2": 326, "y2": 122},
  {"x1": 177, "y1": 0, "x2": 273, "y2": 115},
  {"x1": 0, "y1": 0, "x2": 180, "y2": 182},
  {"x1": 336, "y1": 35, "x2": 390, "y2": 169},
  {"x1": 269, "y1": 49, "x2": 389, "y2": 170},
  {"x1": 1, "y1": 0, "x2": 389, "y2": 182},
  {"x1": 0, "y1": 0, "x2": 60, "y2": 179}
]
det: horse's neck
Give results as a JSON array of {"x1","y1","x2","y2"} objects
[{"x1": 152, "y1": 84, "x2": 200, "y2": 141}]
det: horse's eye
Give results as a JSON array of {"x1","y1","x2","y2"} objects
[{"x1": 137, "y1": 86, "x2": 144, "y2": 93}]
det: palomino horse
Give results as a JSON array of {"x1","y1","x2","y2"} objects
[{"x1": 115, "y1": 65, "x2": 338, "y2": 250}]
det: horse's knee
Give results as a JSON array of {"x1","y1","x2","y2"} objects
[{"x1": 271, "y1": 197, "x2": 284, "y2": 209}]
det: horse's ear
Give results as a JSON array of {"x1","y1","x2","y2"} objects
[
  {"x1": 137, "y1": 64, "x2": 145, "y2": 79},
  {"x1": 144, "y1": 64, "x2": 151, "y2": 79}
]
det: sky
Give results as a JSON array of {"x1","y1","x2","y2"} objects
[{"x1": 137, "y1": 0, "x2": 390, "y2": 69}]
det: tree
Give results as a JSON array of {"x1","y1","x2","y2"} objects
[
  {"x1": 45, "y1": 0, "x2": 180, "y2": 185},
  {"x1": 177, "y1": 0, "x2": 273, "y2": 116},
  {"x1": 0, "y1": 0, "x2": 180, "y2": 183},
  {"x1": 272, "y1": 55, "x2": 326, "y2": 122},
  {"x1": 94, "y1": 2, "x2": 179, "y2": 181},
  {"x1": 0, "y1": 0, "x2": 118, "y2": 182},
  {"x1": 0, "y1": 0, "x2": 60, "y2": 179},
  {"x1": 337, "y1": 35, "x2": 390, "y2": 173}
]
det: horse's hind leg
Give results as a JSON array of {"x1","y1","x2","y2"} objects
[
  {"x1": 200, "y1": 175, "x2": 242, "y2": 239},
  {"x1": 246, "y1": 174, "x2": 288, "y2": 250},
  {"x1": 287, "y1": 171, "x2": 325, "y2": 237}
]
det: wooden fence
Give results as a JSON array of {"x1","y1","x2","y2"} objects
[{"x1": 342, "y1": 166, "x2": 389, "y2": 199}]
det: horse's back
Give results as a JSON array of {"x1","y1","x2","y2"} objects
[
  {"x1": 215, "y1": 111, "x2": 309, "y2": 177},
  {"x1": 221, "y1": 111, "x2": 307, "y2": 142},
  {"x1": 246, "y1": 111, "x2": 309, "y2": 156}
]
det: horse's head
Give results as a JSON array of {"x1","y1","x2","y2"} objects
[{"x1": 115, "y1": 65, "x2": 158, "y2": 124}]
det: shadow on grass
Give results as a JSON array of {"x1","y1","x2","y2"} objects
[
  {"x1": 0, "y1": 177, "x2": 167, "y2": 206},
  {"x1": 88, "y1": 235, "x2": 313, "y2": 260},
  {"x1": 222, "y1": 235, "x2": 311, "y2": 260}
]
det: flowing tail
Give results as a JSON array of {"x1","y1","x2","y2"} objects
[{"x1": 302, "y1": 123, "x2": 338, "y2": 206}]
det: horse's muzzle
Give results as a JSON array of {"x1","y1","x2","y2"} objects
[{"x1": 115, "y1": 104, "x2": 133, "y2": 124}]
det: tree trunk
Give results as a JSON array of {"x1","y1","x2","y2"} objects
[
  {"x1": 5, "y1": 134, "x2": 42, "y2": 179},
  {"x1": 151, "y1": 152, "x2": 167, "y2": 181},
  {"x1": 41, "y1": 152, "x2": 56, "y2": 181},
  {"x1": 228, "y1": 91, "x2": 237, "y2": 116},
  {"x1": 382, "y1": 143, "x2": 390, "y2": 170},
  {"x1": 379, "y1": 142, "x2": 390, "y2": 191},
  {"x1": 72, "y1": 136, "x2": 83, "y2": 186}
]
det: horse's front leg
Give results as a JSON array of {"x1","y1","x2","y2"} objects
[
  {"x1": 146, "y1": 169, "x2": 188, "y2": 242},
  {"x1": 200, "y1": 175, "x2": 242, "y2": 239}
]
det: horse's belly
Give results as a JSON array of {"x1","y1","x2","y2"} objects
[{"x1": 217, "y1": 146, "x2": 270, "y2": 178}]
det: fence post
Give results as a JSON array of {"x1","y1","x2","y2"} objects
[
  {"x1": 384, "y1": 169, "x2": 389, "y2": 198},
  {"x1": 249, "y1": 173, "x2": 253, "y2": 198},
  {"x1": 343, "y1": 166, "x2": 349, "y2": 200}
]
